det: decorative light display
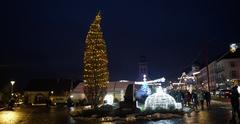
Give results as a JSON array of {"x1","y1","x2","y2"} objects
[
  {"x1": 177, "y1": 72, "x2": 197, "y2": 92},
  {"x1": 83, "y1": 11, "x2": 109, "y2": 107},
  {"x1": 134, "y1": 75, "x2": 182, "y2": 111},
  {"x1": 144, "y1": 86, "x2": 182, "y2": 110},
  {"x1": 103, "y1": 94, "x2": 114, "y2": 105},
  {"x1": 135, "y1": 77, "x2": 166, "y2": 85},
  {"x1": 136, "y1": 74, "x2": 152, "y2": 101},
  {"x1": 142, "y1": 75, "x2": 152, "y2": 95}
]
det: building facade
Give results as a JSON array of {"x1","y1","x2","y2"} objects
[
  {"x1": 197, "y1": 51, "x2": 240, "y2": 91},
  {"x1": 71, "y1": 80, "x2": 134, "y2": 102},
  {"x1": 24, "y1": 79, "x2": 78, "y2": 105}
]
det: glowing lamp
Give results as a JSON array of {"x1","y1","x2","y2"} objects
[
  {"x1": 103, "y1": 94, "x2": 114, "y2": 105},
  {"x1": 230, "y1": 43, "x2": 238, "y2": 53},
  {"x1": 10, "y1": 81, "x2": 15, "y2": 86}
]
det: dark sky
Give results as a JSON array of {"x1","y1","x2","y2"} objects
[{"x1": 1, "y1": 0, "x2": 240, "y2": 88}]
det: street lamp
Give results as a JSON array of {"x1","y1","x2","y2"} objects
[
  {"x1": 226, "y1": 79, "x2": 231, "y2": 89},
  {"x1": 10, "y1": 80, "x2": 15, "y2": 96},
  {"x1": 230, "y1": 43, "x2": 239, "y2": 53}
]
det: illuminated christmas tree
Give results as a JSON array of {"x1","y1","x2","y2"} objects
[{"x1": 83, "y1": 12, "x2": 109, "y2": 108}]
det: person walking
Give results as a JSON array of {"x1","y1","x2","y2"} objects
[
  {"x1": 180, "y1": 90, "x2": 186, "y2": 107},
  {"x1": 175, "y1": 90, "x2": 182, "y2": 103},
  {"x1": 8, "y1": 98, "x2": 15, "y2": 110},
  {"x1": 192, "y1": 91, "x2": 199, "y2": 111},
  {"x1": 230, "y1": 84, "x2": 240, "y2": 122},
  {"x1": 186, "y1": 91, "x2": 192, "y2": 107},
  {"x1": 198, "y1": 90, "x2": 205, "y2": 110},
  {"x1": 205, "y1": 91, "x2": 211, "y2": 108}
]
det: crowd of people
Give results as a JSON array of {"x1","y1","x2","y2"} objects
[
  {"x1": 169, "y1": 89, "x2": 211, "y2": 111},
  {"x1": 169, "y1": 83, "x2": 240, "y2": 122}
]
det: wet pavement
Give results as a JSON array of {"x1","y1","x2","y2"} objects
[
  {"x1": 132, "y1": 102, "x2": 233, "y2": 124},
  {"x1": 0, "y1": 102, "x2": 237, "y2": 124},
  {"x1": 0, "y1": 106, "x2": 76, "y2": 124}
]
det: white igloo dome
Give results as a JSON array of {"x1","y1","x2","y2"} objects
[{"x1": 144, "y1": 92, "x2": 176, "y2": 110}]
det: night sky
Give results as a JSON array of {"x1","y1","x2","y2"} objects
[{"x1": 1, "y1": 0, "x2": 240, "y2": 88}]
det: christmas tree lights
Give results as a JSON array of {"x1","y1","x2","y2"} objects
[{"x1": 83, "y1": 12, "x2": 109, "y2": 108}]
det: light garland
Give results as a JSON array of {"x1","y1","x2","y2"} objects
[{"x1": 83, "y1": 12, "x2": 109, "y2": 107}]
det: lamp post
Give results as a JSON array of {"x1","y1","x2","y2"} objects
[{"x1": 10, "y1": 80, "x2": 15, "y2": 96}]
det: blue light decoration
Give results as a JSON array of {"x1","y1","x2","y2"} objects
[
  {"x1": 134, "y1": 75, "x2": 182, "y2": 111},
  {"x1": 135, "y1": 75, "x2": 152, "y2": 104}
]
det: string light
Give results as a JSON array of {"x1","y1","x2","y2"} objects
[{"x1": 83, "y1": 12, "x2": 109, "y2": 107}]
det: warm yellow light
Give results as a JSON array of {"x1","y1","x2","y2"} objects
[
  {"x1": 0, "y1": 111, "x2": 19, "y2": 123},
  {"x1": 83, "y1": 12, "x2": 109, "y2": 106}
]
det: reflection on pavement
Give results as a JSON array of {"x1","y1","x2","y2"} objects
[
  {"x1": 0, "y1": 111, "x2": 19, "y2": 124},
  {"x1": 0, "y1": 105, "x2": 233, "y2": 124}
]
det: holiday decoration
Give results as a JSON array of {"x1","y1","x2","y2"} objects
[{"x1": 83, "y1": 12, "x2": 109, "y2": 108}]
